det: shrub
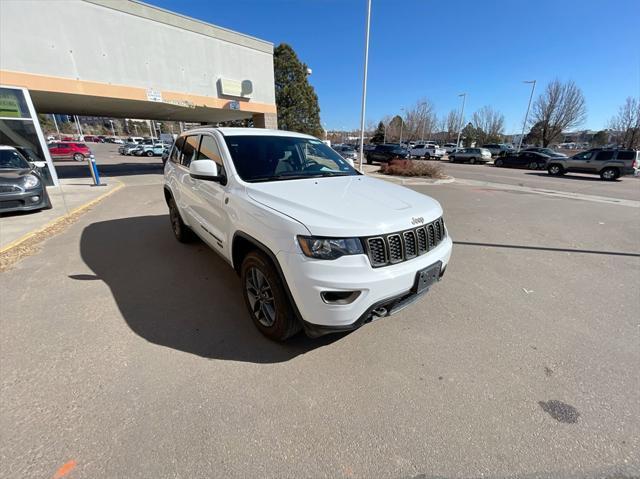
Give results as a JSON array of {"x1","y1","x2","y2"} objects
[{"x1": 379, "y1": 159, "x2": 446, "y2": 178}]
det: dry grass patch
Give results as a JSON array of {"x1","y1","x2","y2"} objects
[{"x1": 379, "y1": 159, "x2": 447, "y2": 178}]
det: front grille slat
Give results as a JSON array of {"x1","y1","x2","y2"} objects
[{"x1": 364, "y1": 217, "x2": 446, "y2": 268}]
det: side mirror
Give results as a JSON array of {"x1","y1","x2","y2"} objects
[
  {"x1": 189, "y1": 159, "x2": 223, "y2": 182},
  {"x1": 33, "y1": 161, "x2": 46, "y2": 169}
]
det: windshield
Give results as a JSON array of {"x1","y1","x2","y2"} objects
[
  {"x1": 0, "y1": 149, "x2": 30, "y2": 169},
  {"x1": 223, "y1": 135, "x2": 358, "y2": 182}
]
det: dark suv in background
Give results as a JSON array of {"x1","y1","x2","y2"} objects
[
  {"x1": 547, "y1": 148, "x2": 638, "y2": 180},
  {"x1": 365, "y1": 144, "x2": 409, "y2": 164}
]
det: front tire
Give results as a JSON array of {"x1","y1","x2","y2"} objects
[
  {"x1": 469, "y1": 157, "x2": 476, "y2": 164},
  {"x1": 366, "y1": 155, "x2": 372, "y2": 165},
  {"x1": 495, "y1": 158, "x2": 504, "y2": 167},
  {"x1": 168, "y1": 197, "x2": 194, "y2": 243},
  {"x1": 73, "y1": 153, "x2": 84, "y2": 162},
  {"x1": 146, "y1": 150, "x2": 154, "y2": 157},
  {"x1": 241, "y1": 251, "x2": 301, "y2": 341},
  {"x1": 528, "y1": 161, "x2": 539, "y2": 170},
  {"x1": 548, "y1": 164, "x2": 564, "y2": 176}
]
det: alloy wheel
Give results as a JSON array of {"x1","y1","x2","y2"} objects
[{"x1": 245, "y1": 267, "x2": 276, "y2": 327}]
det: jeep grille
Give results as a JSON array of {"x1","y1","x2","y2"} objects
[{"x1": 364, "y1": 217, "x2": 446, "y2": 268}]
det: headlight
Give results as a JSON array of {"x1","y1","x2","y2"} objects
[
  {"x1": 297, "y1": 236, "x2": 364, "y2": 260},
  {"x1": 22, "y1": 174, "x2": 40, "y2": 189}
]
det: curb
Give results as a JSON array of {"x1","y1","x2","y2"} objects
[
  {"x1": 367, "y1": 172, "x2": 456, "y2": 186},
  {"x1": 0, "y1": 180, "x2": 124, "y2": 255}
]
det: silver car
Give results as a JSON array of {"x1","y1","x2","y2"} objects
[{"x1": 448, "y1": 147, "x2": 492, "y2": 164}]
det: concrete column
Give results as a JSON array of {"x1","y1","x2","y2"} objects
[{"x1": 252, "y1": 113, "x2": 278, "y2": 129}]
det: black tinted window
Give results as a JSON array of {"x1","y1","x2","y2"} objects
[
  {"x1": 594, "y1": 150, "x2": 614, "y2": 162},
  {"x1": 180, "y1": 136, "x2": 200, "y2": 167},
  {"x1": 617, "y1": 151, "x2": 635, "y2": 160},
  {"x1": 0, "y1": 149, "x2": 30, "y2": 169}
]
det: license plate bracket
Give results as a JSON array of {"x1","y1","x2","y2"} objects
[{"x1": 413, "y1": 261, "x2": 442, "y2": 294}]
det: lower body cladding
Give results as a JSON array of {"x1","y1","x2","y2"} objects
[{"x1": 277, "y1": 236, "x2": 452, "y2": 337}]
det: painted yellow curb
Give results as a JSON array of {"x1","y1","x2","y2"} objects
[{"x1": 0, "y1": 180, "x2": 124, "y2": 255}]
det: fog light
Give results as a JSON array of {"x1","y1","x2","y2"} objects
[
  {"x1": 321, "y1": 291, "x2": 361, "y2": 305},
  {"x1": 30, "y1": 196, "x2": 40, "y2": 202}
]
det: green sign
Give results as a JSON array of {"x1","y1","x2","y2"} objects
[{"x1": 0, "y1": 88, "x2": 30, "y2": 118}]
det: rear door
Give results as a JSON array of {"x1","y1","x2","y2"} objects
[
  {"x1": 590, "y1": 150, "x2": 615, "y2": 172},
  {"x1": 175, "y1": 135, "x2": 200, "y2": 223}
]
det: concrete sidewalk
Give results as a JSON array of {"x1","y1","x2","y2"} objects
[{"x1": 0, "y1": 177, "x2": 123, "y2": 250}]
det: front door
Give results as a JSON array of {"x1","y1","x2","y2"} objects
[{"x1": 566, "y1": 150, "x2": 595, "y2": 172}]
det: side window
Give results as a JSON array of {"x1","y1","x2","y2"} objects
[
  {"x1": 170, "y1": 137, "x2": 185, "y2": 164},
  {"x1": 594, "y1": 150, "x2": 614, "y2": 162},
  {"x1": 180, "y1": 135, "x2": 200, "y2": 167},
  {"x1": 573, "y1": 151, "x2": 593, "y2": 161},
  {"x1": 616, "y1": 151, "x2": 634, "y2": 161},
  {"x1": 197, "y1": 135, "x2": 225, "y2": 176}
]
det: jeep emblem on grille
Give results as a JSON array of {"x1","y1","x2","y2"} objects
[{"x1": 411, "y1": 216, "x2": 424, "y2": 225}]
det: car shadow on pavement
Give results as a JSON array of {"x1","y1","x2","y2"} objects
[
  {"x1": 78, "y1": 214, "x2": 341, "y2": 363},
  {"x1": 524, "y1": 172, "x2": 621, "y2": 182}
]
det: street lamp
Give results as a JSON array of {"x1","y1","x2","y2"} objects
[
  {"x1": 517, "y1": 80, "x2": 536, "y2": 152},
  {"x1": 420, "y1": 102, "x2": 427, "y2": 142},
  {"x1": 109, "y1": 119, "x2": 116, "y2": 137},
  {"x1": 455, "y1": 93, "x2": 467, "y2": 147},
  {"x1": 357, "y1": 0, "x2": 372, "y2": 172},
  {"x1": 399, "y1": 108, "x2": 405, "y2": 146}
]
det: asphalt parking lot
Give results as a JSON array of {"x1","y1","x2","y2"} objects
[{"x1": 1, "y1": 160, "x2": 639, "y2": 478}]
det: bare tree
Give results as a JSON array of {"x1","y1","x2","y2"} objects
[
  {"x1": 403, "y1": 99, "x2": 437, "y2": 142},
  {"x1": 529, "y1": 79, "x2": 587, "y2": 147},
  {"x1": 608, "y1": 97, "x2": 640, "y2": 149},
  {"x1": 472, "y1": 106, "x2": 505, "y2": 144},
  {"x1": 443, "y1": 109, "x2": 460, "y2": 143}
]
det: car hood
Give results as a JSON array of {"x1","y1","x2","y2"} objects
[
  {"x1": 0, "y1": 168, "x2": 33, "y2": 183},
  {"x1": 245, "y1": 175, "x2": 443, "y2": 237}
]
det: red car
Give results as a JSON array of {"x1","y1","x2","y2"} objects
[{"x1": 48, "y1": 142, "x2": 91, "y2": 161}]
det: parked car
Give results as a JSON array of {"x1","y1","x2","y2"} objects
[
  {"x1": 522, "y1": 147, "x2": 567, "y2": 158},
  {"x1": 126, "y1": 136, "x2": 145, "y2": 144},
  {"x1": 443, "y1": 143, "x2": 458, "y2": 154},
  {"x1": 483, "y1": 143, "x2": 513, "y2": 157},
  {"x1": 410, "y1": 143, "x2": 446, "y2": 159},
  {"x1": 494, "y1": 151, "x2": 550, "y2": 169},
  {"x1": 119, "y1": 143, "x2": 140, "y2": 155},
  {"x1": 0, "y1": 146, "x2": 52, "y2": 213},
  {"x1": 448, "y1": 147, "x2": 492, "y2": 164},
  {"x1": 547, "y1": 148, "x2": 639, "y2": 181},
  {"x1": 163, "y1": 128, "x2": 451, "y2": 340},
  {"x1": 134, "y1": 143, "x2": 166, "y2": 157},
  {"x1": 332, "y1": 144, "x2": 358, "y2": 162},
  {"x1": 47, "y1": 142, "x2": 91, "y2": 161},
  {"x1": 365, "y1": 144, "x2": 410, "y2": 164},
  {"x1": 363, "y1": 143, "x2": 377, "y2": 152}
]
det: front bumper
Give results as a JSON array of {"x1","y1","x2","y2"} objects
[
  {"x1": 0, "y1": 187, "x2": 48, "y2": 213},
  {"x1": 277, "y1": 235, "x2": 452, "y2": 336}
]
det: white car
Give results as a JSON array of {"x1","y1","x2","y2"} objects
[
  {"x1": 410, "y1": 143, "x2": 446, "y2": 159},
  {"x1": 163, "y1": 128, "x2": 452, "y2": 340}
]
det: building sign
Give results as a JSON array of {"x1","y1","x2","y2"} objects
[
  {"x1": 146, "y1": 88, "x2": 163, "y2": 102},
  {"x1": 229, "y1": 100, "x2": 240, "y2": 110},
  {"x1": 0, "y1": 87, "x2": 31, "y2": 118},
  {"x1": 217, "y1": 78, "x2": 252, "y2": 98}
]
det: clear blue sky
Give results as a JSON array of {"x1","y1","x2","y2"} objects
[{"x1": 149, "y1": 0, "x2": 639, "y2": 132}]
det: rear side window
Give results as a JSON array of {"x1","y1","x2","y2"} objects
[
  {"x1": 170, "y1": 137, "x2": 185, "y2": 163},
  {"x1": 180, "y1": 135, "x2": 200, "y2": 167},
  {"x1": 594, "y1": 150, "x2": 614, "y2": 162},
  {"x1": 617, "y1": 151, "x2": 635, "y2": 160}
]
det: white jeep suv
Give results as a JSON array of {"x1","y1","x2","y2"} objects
[{"x1": 163, "y1": 128, "x2": 452, "y2": 340}]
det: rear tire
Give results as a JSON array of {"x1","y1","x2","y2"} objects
[
  {"x1": 469, "y1": 157, "x2": 476, "y2": 164},
  {"x1": 548, "y1": 164, "x2": 564, "y2": 176},
  {"x1": 528, "y1": 161, "x2": 539, "y2": 170},
  {"x1": 366, "y1": 155, "x2": 372, "y2": 165},
  {"x1": 168, "y1": 197, "x2": 194, "y2": 243},
  {"x1": 600, "y1": 167, "x2": 619, "y2": 181},
  {"x1": 146, "y1": 150, "x2": 154, "y2": 157},
  {"x1": 241, "y1": 251, "x2": 301, "y2": 341}
]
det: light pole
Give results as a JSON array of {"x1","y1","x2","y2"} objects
[
  {"x1": 383, "y1": 122, "x2": 387, "y2": 143},
  {"x1": 109, "y1": 119, "x2": 116, "y2": 137},
  {"x1": 455, "y1": 93, "x2": 467, "y2": 147},
  {"x1": 420, "y1": 103, "x2": 427, "y2": 142},
  {"x1": 399, "y1": 108, "x2": 405, "y2": 146},
  {"x1": 517, "y1": 80, "x2": 536, "y2": 152},
  {"x1": 51, "y1": 114, "x2": 60, "y2": 138},
  {"x1": 357, "y1": 0, "x2": 372, "y2": 172}
]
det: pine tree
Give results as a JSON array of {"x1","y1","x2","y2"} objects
[
  {"x1": 274, "y1": 43, "x2": 322, "y2": 137},
  {"x1": 371, "y1": 121, "x2": 385, "y2": 143}
]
